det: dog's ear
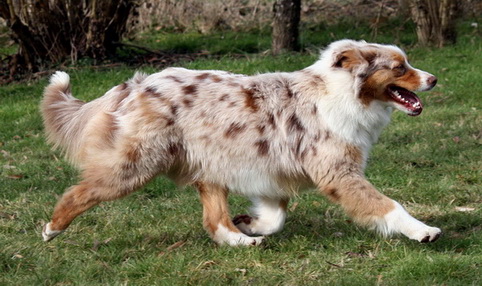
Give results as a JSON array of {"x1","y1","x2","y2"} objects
[
  {"x1": 333, "y1": 49, "x2": 365, "y2": 71},
  {"x1": 333, "y1": 48, "x2": 378, "y2": 78}
]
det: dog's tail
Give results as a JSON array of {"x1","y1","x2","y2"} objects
[{"x1": 41, "y1": 71, "x2": 90, "y2": 164}]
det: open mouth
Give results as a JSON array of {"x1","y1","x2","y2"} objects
[{"x1": 387, "y1": 85, "x2": 423, "y2": 116}]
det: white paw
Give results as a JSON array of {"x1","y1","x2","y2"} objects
[
  {"x1": 233, "y1": 214, "x2": 284, "y2": 236},
  {"x1": 42, "y1": 222, "x2": 64, "y2": 242},
  {"x1": 407, "y1": 226, "x2": 442, "y2": 243},
  {"x1": 382, "y1": 201, "x2": 442, "y2": 243},
  {"x1": 213, "y1": 224, "x2": 264, "y2": 246}
]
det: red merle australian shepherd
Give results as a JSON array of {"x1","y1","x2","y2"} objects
[{"x1": 41, "y1": 40, "x2": 441, "y2": 246}]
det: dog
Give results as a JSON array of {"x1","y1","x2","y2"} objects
[{"x1": 41, "y1": 39, "x2": 441, "y2": 246}]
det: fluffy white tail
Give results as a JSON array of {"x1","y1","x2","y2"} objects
[{"x1": 41, "y1": 71, "x2": 88, "y2": 163}]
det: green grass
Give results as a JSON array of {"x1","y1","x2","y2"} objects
[{"x1": 1, "y1": 22, "x2": 481, "y2": 285}]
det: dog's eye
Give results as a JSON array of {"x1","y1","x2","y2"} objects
[{"x1": 393, "y1": 64, "x2": 406, "y2": 75}]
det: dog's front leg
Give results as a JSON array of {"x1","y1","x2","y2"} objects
[
  {"x1": 195, "y1": 182, "x2": 264, "y2": 246},
  {"x1": 320, "y1": 175, "x2": 442, "y2": 242}
]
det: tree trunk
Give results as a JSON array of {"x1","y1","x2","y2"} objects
[
  {"x1": 0, "y1": 0, "x2": 136, "y2": 73},
  {"x1": 409, "y1": 0, "x2": 459, "y2": 47},
  {"x1": 272, "y1": 0, "x2": 301, "y2": 55}
]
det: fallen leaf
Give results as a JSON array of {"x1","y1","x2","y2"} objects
[
  {"x1": 289, "y1": 201, "x2": 299, "y2": 212},
  {"x1": 166, "y1": 240, "x2": 186, "y2": 251},
  {"x1": 0, "y1": 212, "x2": 16, "y2": 220},
  {"x1": 7, "y1": 174, "x2": 23, "y2": 179},
  {"x1": 92, "y1": 237, "x2": 113, "y2": 251},
  {"x1": 377, "y1": 275, "x2": 383, "y2": 285},
  {"x1": 326, "y1": 261, "x2": 343, "y2": 268},
  {"x1": 235, "y1": 268, "x2": 247, "y2": 275},
  {"x1": 1, "y1": 150, "x2": 10, "y2": 157},
  {"x1": 196, "y1": 260, "x2": 216, "y2": 270},
  {"x1": 333, "y1": 232, "x2": 344, "y2": 238}
]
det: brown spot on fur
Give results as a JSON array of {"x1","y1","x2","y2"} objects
[
  {"x1": 267, "y1": 113, "x2": 276, "y2": 129},
  {"x1": 196, "y1": 73, "x2": 210, "y2": 80},
  {"x1": 126, "y1": 142, "x2": 141, "y2": 163},
  {"x1": 312, "y1": 105, "x2": 318, "y2": 115},
  {"x1": 287, "y1": 113, "x2": 305, "y2": 133},
  {"x1": 256, "y1": 125, "x2": 266, "y2": 135},
  {"x1": 311, "y1": 145, "x2": 318, "y2": 156},
  {"x1": 224, "y1": 122, "x2": 247, "y2": 138},
  {"x1": 211, "y1": 75, "x2": 222, "y2": 82},
  {"x1": 170, "y1": 104, "x2": 179, "y2": 116},
  {"x1": 144, "y1": 86, "x2": 163, "y2": 98},
  {"x1": 183, "y1": 99, "x2": 193, "y2": 108},
  {"x1": 313, "y1": 131, "x2": 321, "y2": 142},
  {"x1": 167, "y1": 143, "x2": 181, "y2": 155},
  {"x1": 324, "y1": 130, "x2": 331, "y2": 141},
  {"x1": 305, "y1": 73, "x2": 326, "y2": 90},
  {"x1": 183, "y1": 84, "x2": 198, "y2": 95},
  {"x1": 300, "y1": 149, "x2": 308, "y2": 161},
  {"x1": 243, "y1": 88, "x2": 258, "y2": 112},
  {"x1": 145, "y1": 86, "x2": 157, "y2": 94},
  {"x1": 166, "y1": 75, "x2": 183, "y2": 83},
  {"x1": 254, "y1": 140, "x2": 269, "y2": 156},
  {"x1": 166, "y1": 117, "x2": 175, "y2": 126},
  {"x1": 326, "y1": 188, "x2": 340, "y2": 201},
  {"x1": 286, "y1": 86, "x2": 294, "y2": 98},
  {"x1": 219, "y1": 94, "x2": 229, "y2": 101},
  {"x1": 345, "y1": 144, "x2": 362, "y2": 165},
  {"x1": 118, "y1": 82, "x2": 128, "y2": 91},
  {"x1": 294, "y1": 136, "x2": 303, "y2": 157},
  {"x1": 334, "y1": 159, "x2": 348, "y2": 172}
]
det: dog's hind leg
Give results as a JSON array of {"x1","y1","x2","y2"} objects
[
  {"x1": 233, "y1": 197, "x2": 289, "y2": 236},
  {"x1": 42, "y1": 152, "x2": 164, "y2": 242},
  {"x1": 195, "y1": 182, "x2": 264, "y2": 246},
  {"x1": 43, "y1": 183, "x2": 110, "y2": 241}
]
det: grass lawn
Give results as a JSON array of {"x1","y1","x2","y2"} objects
[{"x1": 1, "y1": 21, "x2": 481, "y2": 285}]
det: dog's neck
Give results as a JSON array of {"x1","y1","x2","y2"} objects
[{"x1": 292, "y1": 68, "x2": 393, "y2": 160}]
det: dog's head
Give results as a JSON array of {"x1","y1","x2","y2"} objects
[{"x1": 321, "y1": 40, "x2": 437, "y2": 116}]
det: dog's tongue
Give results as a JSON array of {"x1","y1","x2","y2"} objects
[{"x1": 388, "y1": 86, "x2": 423, "y2": 116}]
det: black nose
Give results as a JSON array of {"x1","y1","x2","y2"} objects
[{"x1": 427, "y1": 75, "x2": 437, "y2": 87}]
